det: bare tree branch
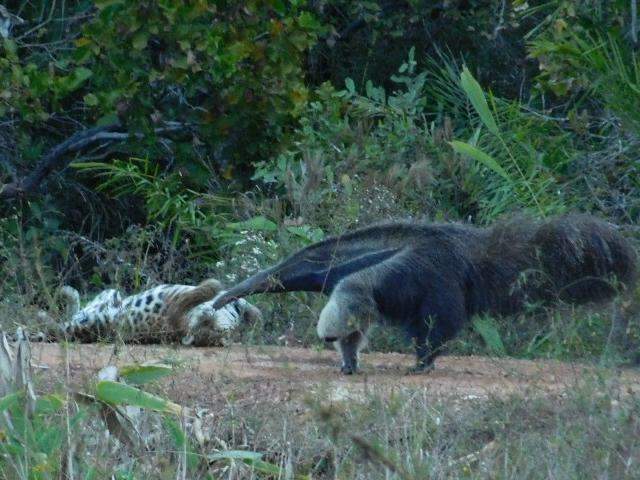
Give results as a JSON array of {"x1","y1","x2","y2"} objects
[{"x1": 0, "y1": 122, "x2": 190, "y2": 201}]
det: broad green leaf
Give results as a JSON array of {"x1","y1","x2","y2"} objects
[
  {"x1": 164, "y1": 416, "x2": 187, "y2": 447},
  {"x1": 460, "y1": 66, "x2": 499, "y2": 135},
  {"x1": 227, "y1": 216, "x2": 277, "y2": 232},
  {"x1": 119, "y1": 364, "x2": 174, "y2": 385},
  {"x1": 345, "y1": 77, "x2": 355, "y2": 93},
  {"x1": 95, "y1": 113, "x2": 119, "y2": 126},
  {"x1": 84, "y1": 466, "x2": 99, "y2": 480},
  {"x1": 35, "y1": 394, "x2": 65, "y2": 414},
  {"x1": 3, "y1": 39, "x2": 17, "y2": 56},
  {"x1": 473, "y1": 317, "x2": 506, "y2": 356},
  {"x1": 227, "y1": 41, "x2": 251, "y2": 61},
  {"x1": 61, "y1": 67, "x2": 93, "y2": 93},
  {"x1": 96, "y1": 381, "x2": 182, "y2": 415},
  {"x1": 272, "y1": 0, "x2": 286, "y2": 15},
  {"x1": 365, "y1": 80, "x2": 374, "y2": 98},
  {"x1": 298, "y1": 12, "x2": 320, "y2": 30},
  {"x1": 73, "y1": 67, "x2": 93, "y2": 84},
  {"x1": 71, "y1": 161, "x2": 109, "y2": 169},
  {"x1": 244, "y1": 459, "x2": 286, "y2": 476},
  {"x1": 0, "y1": 392, "x2": 21, "y2": 412},
  {"x1": 288, "y1": 31, "x2": 313, "y2": 51},
  {"x1": 171, "y1": 55, "x2": 189, "y2": 69},
  {"x1": 75, "y1": 37, "x2": 92, "y2": 48},
  {"x1": 132, "y1": 32, "x2": 148, "y2": 50},
  {"x1": 449, "y1": 141, "x2": 510, "y2": 181},
  {"x1": 83, "y1": 93, "x2": 99, "y2": 106}
]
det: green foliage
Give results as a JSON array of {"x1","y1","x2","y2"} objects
[
  {"x1": 0, "y1": 369, "x2": 144, "y2": 477},
  {"x1": 450, "y1": 140, "x2": 510, "y2": 180},
  {"x1": 0, "y1": 391, "x2": 75, "y2": 479},
  {"x1": 74, "y1": 157, "x2": 229, "y2": 253},
  {"x1": 1, "y1": 0, "x2": 639, "y2": 373},
  {"x1": 459, "y1": 66, "x2": 500, "y2": 136},
  {"x1": 254, "y1": 49, "x2": 573, "y2": 225},
  {"x1": 208, "y1": 450, "x2": 311, "y2": 480},
  {"x1": 452, "y1": 66, "x2": 567, "y2": 218},
  {"x1": 96, "y1": 380, "x2": 183, "y2": 414},
  {"x1": 76, "y1": 1, "x2": 321, "y2": 170},
  {"x1": 472, "y1": 316, "x2": 507, "y2": 356},
  {"x1": 522, "y1": 0, "x2": 633, "y2": 96},
  {"x1": 118, "y1": 364, "x2": 175, "y2": 385},
  {"x1": 1, "y1": 1, "x2": 322, "y2": 167},
  {"x1": 3, "y1": 4, "x2": 640, "y2": 476},
  {"x1": 0, "y1": 0, "x2": 324, "y2": 252},
  {"x1": 314, "y1": 0, "x2": 537, "y2": 98},
  {"x1": 453, "y1": 305, "x2": 636, "y2": 362},
  {"x1": 532, "y1": 28, "x2": 640, "y2": 132},
  {"x1": 0, "y1": 342, "x2": 307, "y2": 479}
]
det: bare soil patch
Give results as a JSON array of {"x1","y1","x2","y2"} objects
[{"x1": 28, "y1": 343, "x2": 640, "y2": 410}]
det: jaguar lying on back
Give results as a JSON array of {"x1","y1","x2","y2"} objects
[{"x1": 30, "y1": 279, "x2": 261, "y2": 346}]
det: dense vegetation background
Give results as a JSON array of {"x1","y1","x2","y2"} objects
[
  {"x1": 1, "y1": 0, "x2": 639, "y2": 355},
  {"x1": 1, "y1": 2, "x2": 640, "y2": 479}
]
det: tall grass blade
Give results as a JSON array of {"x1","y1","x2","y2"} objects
[
  {"x1": 460, "y1": 66, "x2": 500, "y2": 135},
  {"x1": 163, "y1": 417, "x2": 200, "y2": 469},
  {"x1": 450, "y1": 141, "x2": 511, "y2": 180}
]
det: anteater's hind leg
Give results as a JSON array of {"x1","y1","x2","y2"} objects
[
  {"x1": 412, "y1": 331, "x2": 435, "y2": 374},
  {"x1": 410, "y1": 327, "x2": 455, "y2": 374},
  {"x1": 409, "y1": 287, "x2": 467, "y2": 374}
]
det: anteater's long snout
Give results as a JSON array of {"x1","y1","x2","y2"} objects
[{"x1": 210, "y1": 269, "x2": 279, "y2": 309}]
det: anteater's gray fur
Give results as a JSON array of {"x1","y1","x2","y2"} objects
[{"x1": 198, "y1": 214, "x2": 637, "y2": 374}]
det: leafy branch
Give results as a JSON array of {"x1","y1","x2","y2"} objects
[{"x1": 450, "y1": 66, "x2": 546, "y2": 216}]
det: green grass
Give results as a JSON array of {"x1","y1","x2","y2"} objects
[{"x1": 3, "y1": 345, "x2": 637, "y2": 479}]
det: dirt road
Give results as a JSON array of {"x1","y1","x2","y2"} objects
[{"x1": 29, "y1": 343, "x2": 640, "y2": 409}]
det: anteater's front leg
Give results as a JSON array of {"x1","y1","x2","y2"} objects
[
  {"x1": 317, "y1": 278, "x2": 377, "y2": 375},
  {"x1": 335, "y1": 330, "x2": 367, "y2": 375}
]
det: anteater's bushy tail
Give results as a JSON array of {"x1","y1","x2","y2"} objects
[{"x1": 533, "y1": 214, "x2": 637, "y2": 304}]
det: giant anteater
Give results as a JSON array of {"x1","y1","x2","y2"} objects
[{"x1": 197, "y1": 214, "x2": 637, "y2": 374}]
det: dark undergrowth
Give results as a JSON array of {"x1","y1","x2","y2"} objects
[{"x1": 2, "y1": 1, "x2": 640, "y2": 478}]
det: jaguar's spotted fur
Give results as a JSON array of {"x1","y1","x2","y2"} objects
[{"x1": 34, "y1": 280, "x2": 260, "y2": 346}]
